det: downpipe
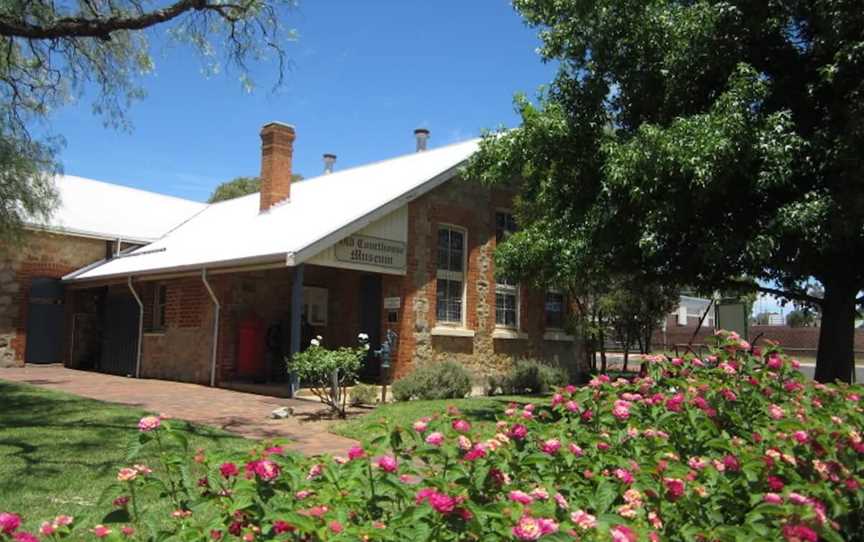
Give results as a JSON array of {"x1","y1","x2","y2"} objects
[
  {"x1": 127, "y1": 276, "x2": 144, "y2": 379},
  {"x1": 202, "y1": 268, "x2": 221, "y2": 388}
]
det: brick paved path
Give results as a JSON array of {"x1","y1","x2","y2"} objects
[{"x1": 0, "y1": 365, "x2": 360, "y2": 456}]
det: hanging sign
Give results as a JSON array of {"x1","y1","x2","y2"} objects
[
  {"x1": 335, "y1": 235, "x2": 407, "y2": 271},
  {"x1": 383, "y1": 297, "x2": 401, "y2": 310}
]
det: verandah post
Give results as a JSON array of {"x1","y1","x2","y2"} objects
[{"x1": 289, "y1": 264, "x2": 305, "y2": 397}]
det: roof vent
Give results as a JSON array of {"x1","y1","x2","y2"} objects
[
  {"x1": 323, "y1": 153, "x2": 336, "y2": 174},
  {"x1": 414, "y1": 128, "x2": 430, "y2": 152}
]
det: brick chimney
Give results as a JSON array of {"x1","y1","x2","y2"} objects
[{"x1": 259, "y1": 122, "x2": 296, "y2": 212}]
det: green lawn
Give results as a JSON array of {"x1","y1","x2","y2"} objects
[
  {"x1": 0, "y1": 380, "x2": 251, "y2": 529},
  {"x1": 331, "y1": 394, "x2": 547, "y2": 441}
]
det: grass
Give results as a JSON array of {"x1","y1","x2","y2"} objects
[
  {"x1": 331, "y1": 394, "x2": 547, "y2": 441},
  {"x1": 0, "y1": 380, "x2": 251, "y2": 529}
]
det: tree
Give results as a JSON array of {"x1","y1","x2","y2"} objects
[
  {"x1": 467, "y1": 0, "x2": 864, "y2": 383},
  {"x1": 207, "y1": 174, "x2": 302, "y2": 203},
  {"x1": 786, "y1": 309, "x2": 816, "y2": 328},
  {"x1": 1, "y1": 0, "x2": 295, "y2": 240}
]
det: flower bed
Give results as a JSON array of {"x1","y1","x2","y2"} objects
[{"x1": 2, "y1": 331, "x2": 862, "y2": 541}]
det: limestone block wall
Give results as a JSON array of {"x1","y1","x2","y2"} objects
[{"x1": 0, "y1": 231, "x2": 107, "y2": 367}]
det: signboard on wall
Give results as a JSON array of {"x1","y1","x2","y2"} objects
[
  {"x1": 335, "y1": 235, "x2": 407, "y2": 271},
  {"x1": 383, "y1": 297, "x2": 401, "y2": 309}
]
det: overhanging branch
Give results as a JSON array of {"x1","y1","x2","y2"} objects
[
  {"x1": 722, "y1": 279, "x2": 823, "y2": 306},
  {"x1": 0, "y1": 0, "x2": 250, "y2": 40}
]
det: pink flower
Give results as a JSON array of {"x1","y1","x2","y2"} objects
[
  {"x1": 614, "y1": 468, "x2": 634, "y2": 484},
  {"x1": 508, "y1": 490, "x2": 534, "y2": 505},
  {"x1": 793, "y1": 431, "x2": 809, "y2": 444},
  {"x1": 767, "y1": 475, "x2": 785, "y2": 491},
  {"x1": 328, "y1": 521, "x2": 343, "y2": 534},
  {"x1": 12, "y1": 532, "x2": 38, "y2": 542},
  {"x1": 612, "y1": 399, "x2": 631, "y2": 420},
  {"x1": 245, "y1": 459, "x2": 280, "y2": 481},
  {"x1": 551, "y1": 393, "x2": 564, "y2": 406},
  {"x1": 512, "y1": 516, "x2": 557, "y2": 540},
  {"x1": 219, "y1": 462, "x2": 238, "y2": 479},
  {"x1": 121, "y1": 526, "x2": 135, "y2": 537},
  {"x1": 597, "y1": 441, "x2": 610, "y2": 451},
  {"x1": 117, "y1": 467, "x2": 138, "y2": 482},
  {"x1": 530, "y1": 487, "x2": 549, "y2": 500},
  {"x1": 570, "y1": 510, "x2": 597, "y2": 530},
  {"x1": 569, "y1": 443, "x2": 584, "y2": 456},
  {"x1": 666, "y1": 394, "x2": 685, "y2": 412},
  {"x1": 782, "y1": 524, "x2": 818, "y2": 542},
  {"x1": 664, "y1": 478, "x2": 685, "y2": 501},
  {"x1": 138, "y1": 415, "x2": 161, "y2": 432},
  {"x1": 565, "y1": 400, "x2": 580, "y2": 413},
  {"x1": 294, "y1": 490, "x2": 313, "y2": 500},
  {"x1": 412, "y1": 420, "x2": 429, "y2": 432},
  {"x1": 377, "y1": 455, "x2": 398, "y2": 473},
  {"x1": 347, "y1": 445, "x2": 365, "y2": 460},
  {"x1": 53, "y1": 516, "x2": 73, "y2": 527},
  {"x1": 722, "y1": 454, "x2": 741, "y2": 472},
  {"x1": 306, "y1": 463, "x2": 323, "y2": 480},
  {"x1": 452, "y1": 419, "x2": 471, "y2": 433},
  {"x1": 763, "y1": 493, "x2": 783, "y2": 504},
  {"x1": 92, "y1": 525, "x2": 112, "y2": 538},
  {"x1": 509, "y1": 424, "x2": 528, "y2": 440},
  {"x1": 0, "y1": 513, "x2": 21, "y2": 534},
  {"x1": 769, "y1": 404, "x2": 785, "y2": 420},
  {"x1": 272, "y1": 521, "x2": 295, "y2": 534},
  {"x1": 428, "y1": 492, "x2": 458, "y2": 514},
  {"x1": 425, "y1": 432, "x2": 444, "y2": 446},
  {"x1": 720, "y1": 388, "x2": 737, "y2": 401},
  {"x1": 766, "y1": 356, "x2": 783, "y2": 370},
  {"x1": 553, "y1": 493, "x2": 569, "y2": 509},
  {"x1": 540, "y1": 439, "x2": 561, "y2": 455},
  {"x1": 464, "y1": 446, "x2": 486, "y2": 461},
  {"x1": 788, "y1": 492, "x2": 810, "y2": 506},
  {"x1": 39, "y1": 522, "x2": 55, "y2": 536},
  {"x1": 610, "y1": 525, "x2": 637, "y2": 542}
]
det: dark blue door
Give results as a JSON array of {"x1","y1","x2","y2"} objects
[
  {"x1": 25, "y1": 278, "x2": 65, "y2": 364},
  {"x1": 99, "y1": 293, "x2": 139, "y2": 376}
]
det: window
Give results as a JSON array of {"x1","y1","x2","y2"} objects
[
  {"x1": 303, "y1": 287, "x2": 328, "y2": 326},
  {"x1": 436, "y1": 226, "x2": 465, "y2": 324},
  {"x1": 153, "y1": 284, "x2": 167, "y2": 330},
  {"x1": 494, "y1": 212, "x2": 519, "y2": 328},
  {"x1": 545, "y1": 291, "x2": 565, "y2": 329}
]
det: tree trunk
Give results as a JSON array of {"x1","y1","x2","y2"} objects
[{"x1": 814, "y1": 278, "x2": 857, "y2": 383}]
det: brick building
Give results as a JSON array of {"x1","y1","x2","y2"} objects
[
  {"x1": 0, "y1": 177, "x2": 204, "y2": 368},
  {"x1": 9, "y1": 123, "x2": 587, "y2": 394}
]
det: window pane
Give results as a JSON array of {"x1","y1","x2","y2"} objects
[
  {"x1": 496, "y1": 292, "x2": 517, "y2": 327},
  {"x1": 545, "y1": 292, "x2": 564, "y2": 328},
  {"x1": 436, "y1": 279, "x2": 463, "y2": 323},
  {"x1": 449, "y1": 230, "x2": 463, "y2": 272}
]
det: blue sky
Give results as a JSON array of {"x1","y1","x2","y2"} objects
[{"x1": 47, "y1": 1, "x2": 555, "y2": 202}]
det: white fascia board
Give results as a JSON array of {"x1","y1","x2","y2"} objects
[
  {"x1": 24, "y1": 223, "x2": 154, "y2": 245},
  {"x1": 288, "y1": 159, "x2": 466, "y2": 267}
]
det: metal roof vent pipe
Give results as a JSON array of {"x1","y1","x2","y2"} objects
[
  {"x1": 414, "y1": 128, "x2": 430, "y2": 152},
  {"x1": 323, "y1": 153, "x2": 336, "y2": 174}
]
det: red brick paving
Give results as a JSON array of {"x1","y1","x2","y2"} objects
[{"x1": 0, "y1": 364, "x2": 360, "y2": 456}]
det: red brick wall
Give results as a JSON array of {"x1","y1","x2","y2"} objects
[{"x1": 1, "y1": 231, "x2": 108, "y2": 366}]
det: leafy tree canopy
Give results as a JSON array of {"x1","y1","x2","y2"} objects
[
  {"x1": 1, "y1": 0, "x2": 296, "y2": 240},
  {"x1": 466, "y1": 0, "x2": 864, "y2": 382},
  {"x1": 207, "y1": 174, "x2": 302, "y2": 203}
]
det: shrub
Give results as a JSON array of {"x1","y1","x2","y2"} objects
[
  {"x1": 288, "y1": 334, "x2": 369, "y2": 417},
  {"x1": 349, "y1": 383, "x2": 379, "y2": 406},
  {"x1": 6, "y1": 331, "x2": 864, "y2": 541},
  {"x1": 488, "y1": 358, "x2": 568, "y2": 395},
  {"x1": 391, "y1": 361, "x2": 472, "y2": 401}
]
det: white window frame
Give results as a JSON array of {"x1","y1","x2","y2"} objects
[
  {"x1": 303, "y1": 286, "x2": 329, "y2": 327},
  {"x1": 153, "y1": 283, "x2": 167, "y2": 330},
  {"x1": 435, "y1": 224, "x2": 467, "y2": 326},
  {"x1": 544, "y1": 288, "x2": 566, "y2": 331},
  {"x1": 494, "y1": 211, "x2": 519, "y2": 330}
]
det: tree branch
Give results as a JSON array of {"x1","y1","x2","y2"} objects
[
  {"x1": 722, "y1": 279, "x2": 823, "y2": 306},
  {"x1": 0, "y1": 0, "x2": 243, "y2": 40}
]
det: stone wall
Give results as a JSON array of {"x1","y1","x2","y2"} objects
[
  {"x1": 389, "y1": 177, "x2": 588, "y2": 381},
  {"x1": 0, "y1": 230, "x2": 107, "y2": 367}
]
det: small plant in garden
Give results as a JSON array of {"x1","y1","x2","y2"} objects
[
  {"x1": 289, "y1": 334, "x2": 369, "y2": 418},
  {"x1": 349, "y1": 383, "x2": 379, "y2": 406},
  {"x1": 486, "y1": 358, "x2": 568, "y2": 395},
  {"x1": 3, "y1": 330, "x2": 863, "y2": 541},
  {"x1": 391, "y1": 360, "x2": 472, "y2": 401}
]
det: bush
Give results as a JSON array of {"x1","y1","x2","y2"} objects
[
  {"x1": 288, "y1": 334, "x2": 369, "y2": 417},
  {"x1": 349, "y1": 383, "x2": 379, "y2": 406},
  {"x1": 487, "y1": 358, "x2": 568, "y2": 395},
  {"x1": 7, "y1": 331, "x2": 864, "y2": 541},
  {"x1": 391, "y1": 361, "x2": 472, "y2": 401}
]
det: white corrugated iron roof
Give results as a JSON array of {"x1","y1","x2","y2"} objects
[
  {"x1": 67, "y1": 139, "x2": 479, "y2": 281},
  {"x1": 28, "y1": 175, "x2": 207, "y2": 243}
]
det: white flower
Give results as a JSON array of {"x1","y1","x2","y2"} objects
[
  {"x1": 358, "y1": 333, "x2": 369, "y2": 340},
  {"x1": 316, "y1": 335, "x2": 323, "y2": 341},
  {"x1": 310, "y1": 339, "x2": 320, "y2": 347},
  {"x1": 363, "y1": 344, "x2": 370, "y2": 350}
]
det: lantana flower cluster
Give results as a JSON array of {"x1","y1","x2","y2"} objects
[{"x1": 3, "y1": 331, "x2": 863, "y2": 541}]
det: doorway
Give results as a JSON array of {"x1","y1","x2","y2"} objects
[
  {"x1": 25, "y1": 278, "x2": 65, "y2": 364},
  {"x1": 358, "y1": 274, "x2": 382, "y2": 382}
]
